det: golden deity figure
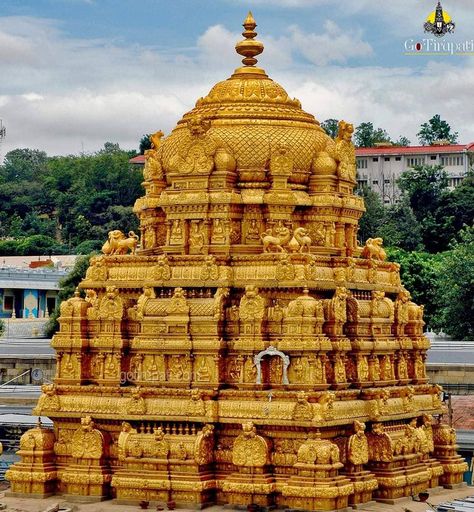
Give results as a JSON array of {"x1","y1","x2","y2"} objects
[{"x1": 7, "y1": 12, "x2": 465, "y2": 510}]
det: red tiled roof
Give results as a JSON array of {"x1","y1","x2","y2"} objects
[
  {"x1": 129, "y1": 154, "x2": 145, "y2": 164},
  {"x1": 356, "y1": 143, "x2": 473, "y2": 157},
  {"x1": 129, "y1": 144, "x2": 474, "y2": 163},
  {"x1": 452, "y1": 395, "x2": 474, "y2": 430}
]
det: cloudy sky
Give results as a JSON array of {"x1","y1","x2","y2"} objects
[{"x1": 0, "y1": 0, "x2": 473, "y2": 157}]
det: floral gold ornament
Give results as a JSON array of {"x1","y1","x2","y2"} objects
[{"x1": 7, "y1": 12, "x2": 465, "y2": 510}]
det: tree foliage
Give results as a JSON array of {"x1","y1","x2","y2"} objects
[
  {"x1": 432, "y1": 228, "x2": 474, "y2": 340},
  {"x1": 387, "y1": 248, "x2": 442, "y2": 328},
  {"x1": 417, "y1": 114, "x2": 459, "y2": 146},
  {"x1": 354, "y1": 122, "x2": 391, "y2": 148},
  {"x1": 321, "y1": 119, "x2": 339, "y2": 139},
  {"x1": 44, "y1": 253, "x2": 93, "y2": 337},
  {"x1": 0, "y1": 143, "x2": 141, "y2": 255},
  {"x1": 139, "y1": 134, "x2": 152, "y2": 154},
  {"x1": 394, "y1": 136, "x2": 411, "y2": 147},
  {"x1": 357, "y1": 186, "x2": 385, "y2": 243},
  {"x1": 358, "y1": 164, "x2": 474, "y2": 337}
]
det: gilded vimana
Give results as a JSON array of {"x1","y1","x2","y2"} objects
[{"x1": 6, "y1": 13, "x2": 467, "y2": 511}]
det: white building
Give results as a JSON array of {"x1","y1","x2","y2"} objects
[{"x1": 355, "y1": 142, "x2": 474, "y2": 204}]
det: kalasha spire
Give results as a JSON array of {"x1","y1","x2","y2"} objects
[{"x1": 235, "y1": 12, "x2": 264, "y2": 67}]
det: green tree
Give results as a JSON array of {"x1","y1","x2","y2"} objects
[
  {"x1": 139, "y1": 134, "x2": 152, "y2": 154},
  {"x1": 378, "y1": 199, "x2": 423, "y2": 251},
  {"x1": 320, "y1": 119, "x2": 339, "y2": 139},
  {"x1": 417, "y1": 114, "x2": 459, "y2": 145},
  {"x1": 398, "y1": 165, "x2": 449, "y2": 252},
  {"x1": 387, "y1": 248, "x2": 442, "y2": 328},
  {"x1": 433, "y1": 228, "x2": 474, "y2": 339},
  {"x1": 434, "y1": 171, "x2": 474, "y2": 246},
  {"x1": 394, "y1": 136, "x2": 411, "y2": 147},
  {"x1": 75, "y1": 239, "x2": 103, "y2": 254},
  {"x1": 99, "y1": 142, "x2": 122, "y2": 154},
  {"x1": 17, "y1": 235, "x2": 67, "y2": 256},
  {"x1": 0, "y1": 319, "x2": 4, "y2": 337},
  {"x1": 1, "y1": 148, "x2": 48, "y2": 182},
  {"x1": 354, "y1": 122, "x2": 392, "y2": 148},
  {"x1": 44, "y1": 254, "x2": 93, "y2": 337},
  {"x1": 357, "y1": 186, "x2": 386, "y2": 243}
]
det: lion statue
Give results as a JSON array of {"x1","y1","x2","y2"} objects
[
  {"x1": 102, "y1": 230, "x2": 139, "y2": 255},
  {"x1": 361, "y1": 237, "x2": 386, "y2": 261}
]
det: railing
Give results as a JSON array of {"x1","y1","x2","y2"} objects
[
  {"x1": 0, "y1": 267, "x2": 67, "y2": 279},
  {"x1": 437, "y1": 383, "x2": 474, "y2": 395},
  {"x1": 0, "y1": 318, "x2": 47, "y2": 338},
  {"x1": 0, "y1": 370, "x2": 32, "y2": 389}
]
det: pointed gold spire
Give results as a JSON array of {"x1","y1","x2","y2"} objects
[{"x1": 235, "y1": 11, "x2": 264, "y2": 67}]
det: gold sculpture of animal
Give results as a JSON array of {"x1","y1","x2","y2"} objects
[{"x1": 101, "y1": 230, "x2": 139, "y2": 255}]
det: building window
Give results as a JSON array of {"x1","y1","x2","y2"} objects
[
  {"x1": 407, "y1": 157, "x2": 425, "y2": 167},
  {"x1": 430, "y1": 155, "x2": 437, "y2": 160},
  {"x1": 372, "y1": 157, "x2": 379, "y2": 162},
  {"x1": 3, "y1": 295, "x2": 13, "y2": 310},
  {"x1": 372, "y1": 180, "x2": 378, "y2": 185},
  {"x1": 448, "y1": 177, "x2": 464, "y2": 188},
  {"x1": 384, "y1": 157, "x2": 390, "y2": 161},
  {"x1": 441, "y1": 155, "x2": 463, "y2": 166},
  {"x1": 395, "y1": 156, "x2": 401, "y2": 161},
  {"x1": 384, "y1": 179, "x2": 390, "y2": 184},
  {"x1": 356, "y1": 159, "x2": 368, "y2": 169}
]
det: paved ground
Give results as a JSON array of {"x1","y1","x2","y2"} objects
[
  {"x1": 0, "y1": 486, "x2": 473, "y2": 512},
  {"x1": 0, "y1": 338, "x2": 54, "y2": 357}
]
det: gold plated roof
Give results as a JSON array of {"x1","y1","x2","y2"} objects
[{"x1": 160, "y1": 13, "x2": 325, "y2": 180}]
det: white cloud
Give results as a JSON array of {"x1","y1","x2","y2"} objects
[
  {"x1": 0, "y1": 14, "x2": 473, "y2": 160},
  {"x1": 233, "y1": 0, "x2": 330, "y2": 6},
  {"x1": 289, "y1": 20, "x2": 373, "y2": 66}
]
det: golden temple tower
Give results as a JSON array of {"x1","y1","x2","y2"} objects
[{"x1": 7, "y1": 13, "x2": 467, "y2": 509}]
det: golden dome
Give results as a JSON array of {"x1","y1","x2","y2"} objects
[{"x1": 159, "y1": 12, "x2": 330, "y2": 187}]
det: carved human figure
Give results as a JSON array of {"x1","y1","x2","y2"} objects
[
  {"x1": 98, "y1": 286, "x2": 123, "y2": 321},
  {"x1": 170, "y1": 219, "x2": 184, "y2": 244},
  {"x1": 190, "y1": 221, "x2": 206, "y2": 251},
  {"x1": 329, "y1": 286, "x2": 348, "y2": 329},
  {"x1": 356, "y1": 355, "x2": 369, "y2": 382},
  {"x1": 368, "y1": 423, "x2": 393, "y2": 462},
  {"x1": 232, "y1": 422, "x2": 268, "y2": 467},
  {"x1": 211, "y1": 218, "x2": 226, "y2": 244},
  {"x1": 334, "y1": 120, "x2": 356, "y2": 181},
  {"x1": 143, "y1": 130, "x2": 164, "y2": 181},
  {"x1": 348, "y1": 420, "x2": 369, "y2": 465},
  {"x1": 334, "y1": 353, "x2": 346, "y2": 383},
  {"x1": 71, "y1": 416, "x2": 104, "y2": 460},
  {"x1": 292, "y1": 391, "x2": 313, "y2": 421},
  {"x1": 414, "y1": 353, "x2": 426, "y2": 379},
  {"x1": 132, "y1": 286, "x2": 155, "y2": 320},
  {"x1": 270, "y1": 143, "x2": 293, "y2": 176},
  {"x1": 239, "y1": 285, "x2": 266, "y2": 322},
  {"x1": 196, "y1": 358, "x2": 211, "y2": 382},
  {"x1": 394, "y1": 288, "x2": 410, "y2": 336},
  {"x1": 246, "y1": 219, "x2": 261, "y2": 243},
  {"x1": 397, "y1": 352, "x2": 409, "y2": 380}
]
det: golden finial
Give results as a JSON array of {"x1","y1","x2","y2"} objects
[{"x1": 235, "y1": 11, "x2": 264, "y2": 67}]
